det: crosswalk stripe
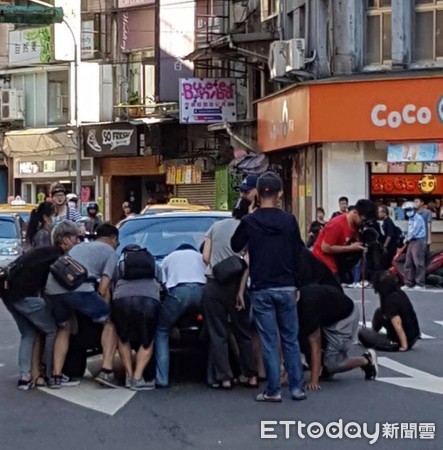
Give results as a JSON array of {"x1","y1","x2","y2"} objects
[
  {"x1": 39, "y1": 373, "x2": 136, "y2": 416},
  {"x1": 435, "y1": 321, "x2": 443, "y2": 327}
]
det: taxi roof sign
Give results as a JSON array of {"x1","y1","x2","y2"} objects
[{"x1": 10, "y1": 196, "x2": 26, "y2": 206}]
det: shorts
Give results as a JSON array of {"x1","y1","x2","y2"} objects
[
  {"x1": 111, "y1": 296, "x2": 160, "y2": 349},
  {"x1": 48, "y1": 291, "x2": 109, "y2": 326},
  {"x1": 323, "y1": 304, "x2": 359, "y2": 372}
]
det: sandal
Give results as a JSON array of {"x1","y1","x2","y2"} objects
[
  {"x1": 239, "y1": 376, "x2": 259, "y2": 388},
  {"x1": 255, "y1": 392, "x2": 282, "y2": 403},
  {"x1": 34, "y1": 375, "x2": 47, "y2": 387}
]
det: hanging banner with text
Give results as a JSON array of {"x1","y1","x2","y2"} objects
[
  {"x1": 166, "y1": 165, "x2": 202, "y2": 185},
  {"x1": 387, "y1": 143, "x2": 443, "y2": 163},
  {"x1": 179, "y1": 78, "x2": 237, "y2": 124}
]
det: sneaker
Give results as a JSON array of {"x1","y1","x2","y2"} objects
[
  {"x1": 291, "y1": 388, "x2": 307, "y2": 401},
  {"x1": 362, "y1": 349, "x2": 378, "y2": 380},
  {"x1": 355, "y1": 281, "x2": 371, "y2": 289},
  {"x1": 401, "y1": 285, "x2": 413, "y2": 291},
  {"x1": 17, "y1": 379, "x2": 33, "y2": 391},
  {"x1": 346, "y1": 283, "x2": 356, "y2": 288},
  {"x1": 125, "y1": 375, "x2": 132, "y2": 389},
  {"x1": 60, "y1": 374, "x2": 80, "y2": 387},
  {"x1": 95, "y1": 370, "x2": 119, "y2": 388},
  {"x1": 130, "y1": 378, "x2": 156, "y2": 391},
  {"x1": 413, "y1": 285, "x2": 424, "y2": 290}
]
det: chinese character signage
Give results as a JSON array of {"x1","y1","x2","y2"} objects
[
  {"x1": 371, "y1": 174, "x2": 443, "y2": 195},
  {"x1": 81, "y1": 20, "x2": 95, "y2": 59},
  {"x1": 179, "y1": 78, "x2": 237, "y2": 124},
  {"x1": 83, "y1": 123, "x2": 139, "y2": 157},
  {"x1": 166, "y1": 165, "x2": 202, "y2": 185},
  {"x1": 8, "y1": 28, "x2": 52, "y2": 66},
  {"x1": 387, "y1": 143, "x2": 443, "y2": 162}
]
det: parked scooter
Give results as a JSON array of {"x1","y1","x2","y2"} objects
[{"x1": 389, "y1": 246, "x2": 443, "y2": 287}]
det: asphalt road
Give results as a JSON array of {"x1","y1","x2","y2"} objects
[{"x1": 0, "y1": 289, "x2": 442, "y2": 450}]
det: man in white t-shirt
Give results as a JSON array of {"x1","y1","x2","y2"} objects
[{"x1": 155, "y1": 244, "x2": 206, "y2": 387}]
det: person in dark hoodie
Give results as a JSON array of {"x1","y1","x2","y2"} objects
[
  {"x1": 358, "y1": 271, "x2": 420, "y2": 352},
  {"x1": 231, "y1": 172, "x2": 306, "y2": 402}
]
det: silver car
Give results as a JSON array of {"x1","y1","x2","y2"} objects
[{"x1": 0, "y1": 214, "x2": 24, "y2": 268}]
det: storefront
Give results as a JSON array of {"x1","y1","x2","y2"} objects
[
  {"x1": 2, "y1": 127, "x2": 96, "y2": 204},
  {"x1": 166, "y1": 159, "x2": 216, "y2": 209},
  {"x1": 257, "y1": 75, "x2": 443, "y2": 241},
  {"x1": 83, "y1": 121, "x2": 166, "y2": 223}
]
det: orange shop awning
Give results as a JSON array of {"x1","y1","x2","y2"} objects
[{"x1": 257, "y1": 75, "x2": 443, "y2": 153}]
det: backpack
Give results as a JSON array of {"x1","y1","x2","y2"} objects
[
  {"x1": 118, "y1": 245, "x2": 156, "y2": 280},
  {"x1": 0, "y1": 246, "x2": 62, "y2": 300}
]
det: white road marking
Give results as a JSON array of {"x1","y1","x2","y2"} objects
[
  {"x1": 359, "y1": 322, "x2": 435, "y2": 339},
  {"x1": 39, "y1": 373, "x2": 136, "y2": 416},
  {"x1": 435, "y1": 321, "x2": 443, "y2": 327},
  {"x1": 0, "y1": 363, "x2": 4, "y2": 368},
  {"x1": 378, "y1": 357, "x2": 443, "y2": 396}
]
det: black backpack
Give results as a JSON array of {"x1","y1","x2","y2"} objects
[
  {"x1": 118, "y1": 245, "x2": 156, "y2": 280},
  {"x1": 393, "y1": 225, "x2": 404, "y2": 248},
  {"x1": 0, "y1": 246, "x2": 63, "y2": 300}
]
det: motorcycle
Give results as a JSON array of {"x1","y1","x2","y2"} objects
[{"x1": 389, "y1": 246, "x2": 443, "y2": 287}]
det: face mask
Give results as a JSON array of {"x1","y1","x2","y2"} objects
[{"x1": 406, "y1": 210, "x2": 415, "y2": 218}]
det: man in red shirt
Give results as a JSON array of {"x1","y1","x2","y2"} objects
[{"x1": 313, "y1": 200, "x2": 376, "y2": 277}]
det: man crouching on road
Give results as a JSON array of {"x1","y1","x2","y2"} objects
[
  {"x1": 46, "y1": 223, "x2": 120, "y2": 389},
  {"x1": 297, "y1": 249, "x2": 378, "y2": 391}
]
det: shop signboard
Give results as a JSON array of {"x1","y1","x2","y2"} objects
[
  {"x1": 179, "y1": 78, "x2": 237, "y2": 124},
  {"x1": 371, "y1": 174, "x2": 443, "y2": 196},
  {"x1": 258, "y1": 76, "x2": 443, "y2": 152},
  {"x1": 166, "y1": 165, "x2": 202, "y2": 184},
  {"x1": 387, "y1": 143, "x2": 443, "y2": 163},
  {"x1": 83, "y1": 123, "x2": 138, "y2": 157},
  {"x1": 118, "y1": 0, "x2": 155, "y2": 7},
  {"x1": 8, "y1": 27, "x2": 53, "y2": 66}
]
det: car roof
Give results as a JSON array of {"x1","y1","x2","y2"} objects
[{"x1": 118, "y1": 210, "x2": 231, "y2": 226}]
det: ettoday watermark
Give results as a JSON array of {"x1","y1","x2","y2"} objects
[{"x1": 260, "y1": 420, "x2": 436, "y2": 445}]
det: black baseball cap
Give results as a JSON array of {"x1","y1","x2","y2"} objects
[
  {"x1": 51, "y1": 183, "x2": 66, "y2": 196},
  {"x1": 257, "y1": 172, "x2": 282, "y2": 195},
  {"x1": 238, "y1": 175, "x2": 258, "y2": 192}
]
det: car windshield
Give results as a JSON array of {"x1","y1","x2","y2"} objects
[
  {"x1": 118, "y1": 216, "x2": 224, "y2": 257},
  {"x1": 0, "y1": 219, "x2": 18, "y2": 239}
]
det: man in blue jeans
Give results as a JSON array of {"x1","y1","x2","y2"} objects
[
  {"x1": 231, "y1": 172, "x2": 306, "y2": 402},
  {"x1": 156, "y1": 244, "x2": 206, "y2": 387}
]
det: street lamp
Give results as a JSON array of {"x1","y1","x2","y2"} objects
[{"x1": 27, "y1": 0, "x2": 82, "y2": 209}]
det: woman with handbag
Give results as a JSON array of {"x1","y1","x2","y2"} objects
[{"x1": 202, "y1": 199, "x2": 257, "y2": 389}]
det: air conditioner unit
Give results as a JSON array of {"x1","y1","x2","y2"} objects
[
  {"x1": 268, "y1": 41, "x2": 287, "y2": 79},
  {"x1": 286, "y1": 38, "x2": 306, "y2": 72},
  {"x1": 0, "y1": 89, "x2": 24, "y2": 121}
]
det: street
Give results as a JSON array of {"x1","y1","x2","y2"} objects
[{"x1": 0, "y1": 289, "x2": 442, "y2": 450}]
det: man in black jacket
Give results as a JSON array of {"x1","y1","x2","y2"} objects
[
  {"x1": 0, "y1": 221, "x2": 78, "y2": 390},
  {"x1": 231, "y1": 172, "x2": 306, "y2": 403}
]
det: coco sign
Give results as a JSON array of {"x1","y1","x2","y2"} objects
[{"x1": 371, "y1": 97, "x2": 443, "y2": 129}]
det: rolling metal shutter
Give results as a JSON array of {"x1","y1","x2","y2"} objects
[{"x1": 176, "y1": 173, "x2": 216, "y2": 209}]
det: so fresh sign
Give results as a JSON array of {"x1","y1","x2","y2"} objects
[{"x1": 371, "y1": 97, "x2": 443, "y2": 129}]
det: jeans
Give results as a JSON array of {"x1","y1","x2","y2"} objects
[
  {"x1": 4, "y1": 297, "x2": 57, "y2": 379},
  {"x1": 155, "y1": 283, "x2": 204, "y2": 387},
  {"x1": 353, "y1": 260, "x2": 362, "y2": 283},
  {"x1": 48, "y1": 291, "x2": 109, "y2": 326},
  {"x1": 404, "y1": 239, "x2": 427, "y2": 287},
  {"x1": 251, "y1": 289, "x2": 304, "y2": 396}
]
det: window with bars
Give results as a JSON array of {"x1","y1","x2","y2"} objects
[
  {"x1": 364, "y1": 0, "x2": 392, "y2": 66},
  {"x1": 413, "y1": 0, "x2": 443, "y2": 62}
]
